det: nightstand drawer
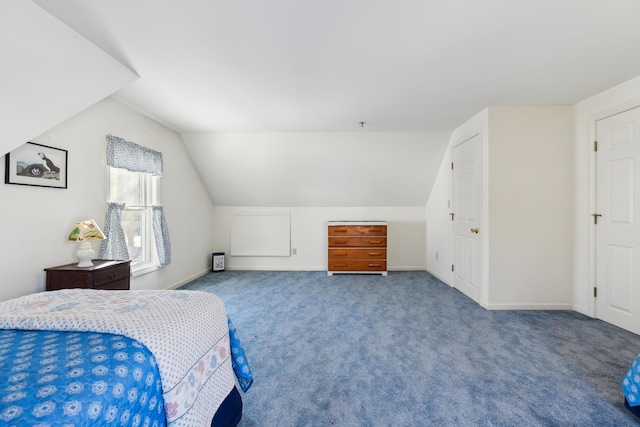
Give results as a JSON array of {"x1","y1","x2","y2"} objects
[{"x1": 94, "y1": 264, "x2": 130, "y2": 288}]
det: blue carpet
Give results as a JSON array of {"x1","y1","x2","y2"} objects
[{"x1": 181, "y1": 271, "x2": 640, "y2": 426}]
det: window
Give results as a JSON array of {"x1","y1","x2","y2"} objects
[{"x1": 109, "y1": 167, "x2": 159, "y2": 276}]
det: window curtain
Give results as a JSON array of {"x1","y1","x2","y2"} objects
[
  {"x1": 105, "y1": 135, "x2": 172, "y2": 267},
  {"x1": 98, "y1": 202, "x2": 130, "y2": 261},
  {"x1": 152, "y1": 204, "x2": 172, "y2": 266},
  {"x1": 106, "y1": 134, "x2": 163, "y2": 176}
]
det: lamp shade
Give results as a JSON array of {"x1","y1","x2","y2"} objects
[
  {"x1": 68, "y1": 219, "x2": 105, "y2": 267},
  {"x1": 68, "y1": 219, "x2": 105, "y2": 242}
]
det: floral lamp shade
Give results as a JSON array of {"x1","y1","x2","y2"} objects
[{"x1": 68, "y1": 219, "x2": 105, "y2": 267}]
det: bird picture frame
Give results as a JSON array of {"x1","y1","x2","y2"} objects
[{"x1": 4, "y1": 142, "x2": 68, "y2": 188}]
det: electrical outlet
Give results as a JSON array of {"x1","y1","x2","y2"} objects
[
  {"x1": 292, "y1": 248, "x2": 297, "y2": 255},
  {"x1": 436, "y1": 252, "x2": 439, "y2": 260}
]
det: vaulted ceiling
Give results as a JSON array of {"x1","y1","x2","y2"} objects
[
  {"x1": 33, "y1": 0, "x2": 640, "y2": 133},
  {"x1": 5, "y1": 1, "x2": 640, "y2": 207}
]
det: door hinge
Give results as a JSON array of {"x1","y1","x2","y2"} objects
[
  {"x1": 594, "y1": 140, "x2": 598, "y2": 152},
  {"x1": 451, "y1": 162, "x2": 454, "y2": 170},
  {"x1": 592, "y1": 213, "x2": 602, "y2": 224},
  {"x1": 594, "y1": 287, "x2": 597, "y2": 298},
  {"x1": 450, "y1": 212, "x2": 455, "y2": 221},
  {"x1": 451, "y1": 264, "x2": 454, "y2": 272}
]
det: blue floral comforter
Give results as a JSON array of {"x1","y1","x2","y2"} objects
[
  {"x1": 0, "y1": 289, "x2": 252, "y2": 426},
  {"x1": 623, "y1": 353, "x2": 640, "y2": 407},
  {"x1": 0, "y1": 329, "x2": 166, "y2": 426}
]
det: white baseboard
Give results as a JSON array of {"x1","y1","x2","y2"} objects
[
  {"x1": 166, "y1": 268, "x2": 211, "y2": 289},
  {"x1": 484, "y1": 302, "x2": 574, "y2": 311},
  {"x1": 425, "y1": 268, "x2": 451, "y2": 286}
]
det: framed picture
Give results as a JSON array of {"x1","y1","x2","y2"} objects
[{"x1": 4, "y1": 142, "x2": 68, "y2": 188}]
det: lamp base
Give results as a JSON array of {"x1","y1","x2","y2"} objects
[{"x1": 76, "y1": 241, "x2": 95, "y2": 267}]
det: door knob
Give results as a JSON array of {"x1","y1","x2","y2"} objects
[{"x1": 470, "y1": 228, "x2": 479, "y2": 234}]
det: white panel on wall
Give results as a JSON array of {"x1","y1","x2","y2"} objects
[{"x1": 231, "y1": 212, "x2": 291, "y2": 256}]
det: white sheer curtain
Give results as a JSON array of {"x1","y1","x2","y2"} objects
[
  {"x1": 98, "y1": 202, "x2": 129, "y2": 261},
  {"x1": 152, "y1": 204, "x2": 172, "y2": 266}
]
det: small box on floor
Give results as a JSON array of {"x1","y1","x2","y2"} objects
[{"x1": 212, "y1": 252, "x2": 225, "y2": 272}]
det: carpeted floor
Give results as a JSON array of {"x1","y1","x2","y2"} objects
[{"x1": 181, "y1": 270, "x2": 640, "y2": 426}]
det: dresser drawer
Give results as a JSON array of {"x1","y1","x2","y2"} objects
[
  {"x1": 328, "y1": 260, "x2": 387, "y2": 271},
  {"x1": 328, "y1": 236, "x2": 387, "y2": 247},
  {"x1": 328, "y1": 248, "x2": 387, "y2": 260},
  {"x1": 328, "y1": 225, "x2": 387, "y2": 237}
]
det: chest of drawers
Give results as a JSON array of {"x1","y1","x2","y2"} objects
[
  {"x1": 327, "y1": 221, "x2": 387, "y2": 276},
  {"x1": 45, "y1": 259, "x2": 131, "y2": 291}
]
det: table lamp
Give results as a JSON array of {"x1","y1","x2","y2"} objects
[{"x1": 68, "y1": 219, "x2": 106, "y2": 267}]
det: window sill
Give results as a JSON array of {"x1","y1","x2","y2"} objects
[{"x1": 131, "y1": 262, "x2": 159, "y2": 278}]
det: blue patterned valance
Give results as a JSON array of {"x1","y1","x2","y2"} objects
[{"x1": 106, "y1": 134, "x2": 163, "y2": 176}]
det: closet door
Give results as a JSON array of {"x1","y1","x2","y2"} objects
[
  {"x1": 595, "y1": 107, "x2": 640, "y2": 335},
  {"x1": 452, "y1": 134, "x2": 482, "y2": 303}
]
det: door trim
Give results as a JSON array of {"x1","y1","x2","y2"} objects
[{"x1": 588, "y1": 101, "x2": 640, "y2": 319}]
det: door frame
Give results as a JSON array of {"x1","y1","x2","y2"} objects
[
  {"x1": 588, "y1": 100, "x2": 640, "y2": 319},
  {"x1": 450, "y1": 128, "x2": 488, "y2": 307}
]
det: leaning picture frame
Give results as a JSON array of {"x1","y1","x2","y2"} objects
[{"x1": 4, "y1": 142, "x2": 68, "y2": 189}]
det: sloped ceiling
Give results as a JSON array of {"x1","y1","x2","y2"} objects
[
  {"x1": 0, "y1": 1, "x2": 138, "y2": 156},
  {"x1": 32, "y1": 0, "x2": 640, "y2": 133},
  {"x1": 19, "y1": 1, "x2": 640, "y2": 207}
]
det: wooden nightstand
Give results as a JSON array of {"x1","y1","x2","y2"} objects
[{"x1": 45, "y1": 260, "x2": 131, "y2": 291}]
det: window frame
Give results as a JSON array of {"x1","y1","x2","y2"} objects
[{"x1": 108, "y1": 166, "x2": 160, "y2": 277}]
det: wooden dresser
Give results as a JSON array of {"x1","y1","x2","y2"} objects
[
  {"x1": 45, "y1": 260, "x2": 131, "y2": 291},
  {"x1": 327, "y1": 221, "x2": 387, "y2": 276}
]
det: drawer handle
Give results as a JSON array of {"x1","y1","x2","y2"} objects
[
  {"x1": 369, "y1": 240, "x2": 382, "y2": 244},
  {"x1": 368, "y1": 252, "x2": 382, "y2": 256},
  {"x1": 334, "y1": 240, "x2": 348, "y2": 245},
  {"x1": 334, "y1": 252, "x2": 348, "y2": 257},
  {"x1": 334, "y1": 229, "x2": 347, "y2": 233},
  {"x1": 368, "y1": 263, "x2": 382, "y2": 267},
  {"x1": 334, "y1": 263, "x2": 347, "y2": 267},
  {"x1": 108, "y1": 273, "x2": 118, "y2": 280}
]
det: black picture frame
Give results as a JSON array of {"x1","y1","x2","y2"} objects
[{"x1": 4, "y1": 142, "x2": 68, "y2": 188}]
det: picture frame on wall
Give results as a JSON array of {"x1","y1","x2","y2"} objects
[{"x1": 4, "y1": 142, "x2": 68, "y2": 189}]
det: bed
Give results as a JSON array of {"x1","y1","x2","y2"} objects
[
  {"x1": 0, "y1": 288, "x2": 252, "y2": 426},
  {"x1": 623, "y1": 353, "x2": 640, "y2": 420}
]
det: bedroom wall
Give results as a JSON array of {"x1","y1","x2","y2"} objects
[
  {"x1": 0, "y1": 97, "x2": 214, "y2": 302},
  {"x1": 212, "y1": 206, "x2": 426, "y2": 271},
  {"x1": 487, "y1": 106, "x2": 574, "y2": 309},
  {"x1": 426, "y1": 107, "x2": 574, "y2": 309},
  {"x1": 572, "y1": 75, "x2": 640, "y2": 316}
]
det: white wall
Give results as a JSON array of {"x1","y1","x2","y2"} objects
[
  {"x1": 487, "y1": 106, "x2": 574, "y2": 309},
  {"x1": 213, "y1": 206, "x2": 426, "y2": 271},
  {"x1": 426, "y1": 107, "x2": 574, "y2": 309},
  {"x1": 0, "y1": 98, "x2": 214, "y2": 301},
  {"x1": 573, "y1": 75, "x2": 640, "y2": 316}
]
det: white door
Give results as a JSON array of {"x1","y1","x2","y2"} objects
[
  {"x1": 452, "y1": 134, "x2": 482, "y2": 303},
  {"x1": 595, "y1": 106, "x2": 640, "y2": 335}
]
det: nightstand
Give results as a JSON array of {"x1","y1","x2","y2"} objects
[{"x1": 44, "y1": 259, "x2": 131, "y2": 291}]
